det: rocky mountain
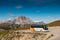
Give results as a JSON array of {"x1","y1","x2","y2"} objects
[
  {"x1": 33, "y1": 21, "x2": 45, "y2": 25},
  {"x1": 12, "y1": 16, "x2": 45, "y2": 25},
  {"x1": 14, "y1": 16, "x2": 34, "y2": 25},
  {"x1": 0, "y1": 16, "x2": 45, "y2": 30},
  {"x1": 0, "y1": 16, "x2": 45, "y2": 25}
]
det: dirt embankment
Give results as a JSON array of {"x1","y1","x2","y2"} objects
[{"x1": 0, "y1": 30, "x2": 53, "y2": 40}]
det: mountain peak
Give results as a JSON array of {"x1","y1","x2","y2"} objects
[
  {"x1": 18, "y1": 16, "x2": 27, "y2": 20},
  {"x1": 15, "y1": 16, "x2": 33, "y2": 25}
]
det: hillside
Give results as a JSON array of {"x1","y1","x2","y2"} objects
[
  {"x1": 47, "y1": 20, "x2": 60, "y2": 27},
  {"x1": 0, "y1": 30, "x2": 53, "y2": 40}
]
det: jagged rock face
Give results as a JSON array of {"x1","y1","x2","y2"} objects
[{"x1": 15, "y1": 16, "x2": 34, "y2": 25}]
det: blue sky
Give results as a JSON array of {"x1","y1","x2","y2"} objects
[{"x1": 0, "y1": 0, "x2": 60, "y2": 23}]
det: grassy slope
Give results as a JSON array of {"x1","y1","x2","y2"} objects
[
  {"x1": 0, "y1": 30, "x2": 14, "y2": 39},
  {"x1": 47, "y1": 20, "x2": 60, "y2": 27},
  {"x1": 0, "y1": 30, "x2": 9, "y2": 38}
]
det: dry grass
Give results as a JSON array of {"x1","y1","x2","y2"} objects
[{"x1": 47, "y1": 20, "x2": 60, "y2": 27}]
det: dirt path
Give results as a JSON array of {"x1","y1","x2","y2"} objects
[{"x1": 48, "y1": 27, "x2": 60, "y2": 40}]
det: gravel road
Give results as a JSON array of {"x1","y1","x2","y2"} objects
[{"x1": 48, "y1": 27, "x2": 60, "y2": 40}]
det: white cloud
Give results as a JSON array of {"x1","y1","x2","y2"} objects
[
  {"x1": 8, "y1": 18, "x2": 11, "y2": 20},
  {"x1": 15, "y1": 6, "x2": 22, "y2": 9},
  {"x1": 8, "y1": 12, "x2": 14, "y2": 16}
]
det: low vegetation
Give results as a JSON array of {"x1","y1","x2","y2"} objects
[
  {"x1": 47, "y1": 20, "x2": 60, "y2": 27},
  {"x1": 17, "y1": 24, "x2": 31, "y2": 30},
  {"x1": 0, "y1": 30, "x2": 9, "y2": 38},
  {"x1": 0, "y1": 23, "x2": 20, "y2": 30}
]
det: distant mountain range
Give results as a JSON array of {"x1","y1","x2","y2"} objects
[
  {"x1": 13, "y1": 16, "x2": 45, "y2": 25},
  {"x1": 14, "y1": 16, "x2": 34, "y2": 25},
  {"x1": 47, "y1": 20, "x2": 60, "y2": 27},
  {"x1": 0, "y1": 16, "x2": 45, "y2": 30},
  {"x1": 0, "y1": 16, "x2": 60, "y2": 26},
  {"x1": 0, "y1": 16, "x2": 60, "y2": 30}
]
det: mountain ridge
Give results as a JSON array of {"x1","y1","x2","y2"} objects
[{"x1": 47, "y1": 20, "x2": 60, "y2": 27}]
